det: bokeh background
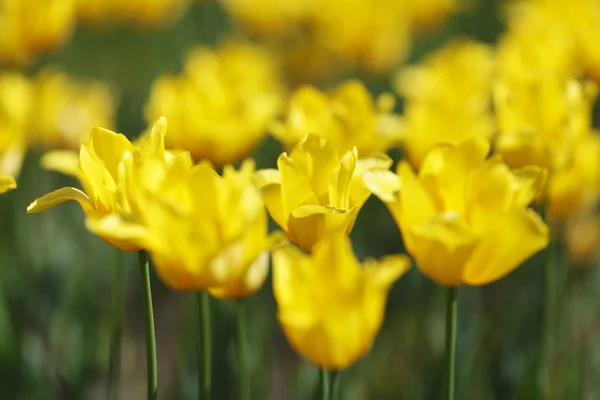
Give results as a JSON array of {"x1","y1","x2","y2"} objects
[{"x1": 1, "y1": 0, "x2": 599, "y2": 399}]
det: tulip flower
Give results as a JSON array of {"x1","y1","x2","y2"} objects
[
  {"x1": 393, "y1": 39, "x2": 495, "y2": 168},
  {"x1": 27, "y1": 117, "x2": 169, "y2": 251},
  {"x1": 271, "y1": 80, "x2": 403, "y2": 157},
  {"x1": 90, "y1": 154, "x2": 277, "y2": 297},
  {"x1": 365, "y1": 136, "x2": 550, "y2": 286},
  {"x1": 272, "y1": 235, "x2": 410, "y2": 370},
  {"x1": 255, "y1": 134, "x2": 391, "y2": 253},
  {"x1": 0, "y1": 0, "x2": 76, "y2": 64},
  {"x1": 144, "y1": 40, "x2": 286, "y2": 165},
  {"x1": 28, "y1": 69, "x2": 116, "y2": 150},
  {"x1": 0, "y1": 73, "x2": 29, "y2": 183}
]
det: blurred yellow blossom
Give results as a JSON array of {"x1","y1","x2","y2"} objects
[
  {"x1": 255, "y1": 134, "x2": 391, "y2": 253},
  {"x1": 90, "y1": 154, "x2": 278, "y2": 297},
  {"x1": 565, "y1": 207, "x2": 600, "y2": 268},
  {"x1": 0, "y1": 0, "x2": 76, "y2": 64},
  {"x1": 221, "y1": 0, "x2": 457, "y2": 77},
  {"x1": 393, "y1": 39, "x2": 495, "y2": 168},
  {"x1": 271, "y1": 80, "x2": 402, "y2": 157},
  {"x1": 272, "y1": 235, "x2": 410, "y2": 369},
  {"x1": 495, "y1": 17, "x2": 600, "y2": 219},
  {"x1": 76, "y1": 0, "x2": 192, "y2": 27},
  {"x1": 27, "y1": 118, "x2": 169, "y2": 251},
  {"x1": 365, "y1": 137, "x2": 549, "y2": 286},
  {"x1": 145, "y1": 40, "x2": 286, "y2": 165},
  {"x1": 507, "y1": 0, "x2": 600, "y2": 81},
  {"x1": 0, "y1": 72, "x2": 31, "y2": 180},
  {"x1": 27, "y1": 69, "x2": 116, "y2": 150}
]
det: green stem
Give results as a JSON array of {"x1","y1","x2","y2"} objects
[
  {"x1": 541, "y1": 224, "x2": 558, "y2": 395},
  {"x1": 198, "y1": 292, "x2": 212, "y2": 400},
  {"x1": 138, "y1": 251, "x2": 157, "y2": 400},
  {"x1": 445, "y1": 286, "x2": 458, "y2": 400},
  {"x1": 237, "y1": 299, "x2": 250, "y2": 400},
  {"x1": 330, "y1": 370, "x2": 340, "y2": 400},
  {"x1": 108, "y1": 250, "x2": 126, "y2": 400},
  {"x1": 319, "y1": 368, "x2": 330, "y2": 400}
]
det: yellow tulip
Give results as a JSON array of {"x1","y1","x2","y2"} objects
[
  {"x1": 0, "y1": 0, "x2": 76, "y2": 64},
  {"x1": 27, "y1": 68, "x2": 116, "y2": 150},
  {"x1": 90, "y1": 154, "x2": 277, "y2": 297},
  {"x1": 364, "y1": 137, "x2": 550, "y2": 286},
  {"x1": 255, "y1": 134, "x2": 392, "y2": 252},
  {"x1": 0, "y1": 72, "x2": 30, "y2": 180},
  {"x1": 564, "y1": 207, "x2": 600, "y2": 268},
  {"x1": 144, "y1": 40, "x2": 286, "y2": 165},
  {"x1": 271, "y1": 80, "x2": 402, "y2": 157},
  {"x1": 272, "y1": 235, "x2": 410, "y2": 369},
  {"x1": 547, "y1": 134, "x2": 600, "y2": 219},
  {"x1": 393, "y1": 39, "x2": 495, "y2": 168},
  {"x1": 27, "y1": 117, "x2": 169, "y2": 251}
]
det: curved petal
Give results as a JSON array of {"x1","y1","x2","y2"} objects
[
  {"x1": 397, "y1": 161, "x2": 437, "y2": 246},
  {"x1": 288, "y1": 205, "x2": 358, "y2": 252},
  {"x1": 139, "y1": 116, "x2": 167, "y2": 160},
  {"x1": 350, "y1": 154, "x2": 393, "y2": 208},
  {"x1": 89, "y1": 126, "x2": 137, "y2": 180},
  {"x1": 463, "y1": 207, "x2": 549, "y2": 285},
  {"x1": 363, "y1": 170, "x2": 401, "y2": 203},
  {"x1": 364, "y1": 254, "x2": 412, "y2": 289},
  {"x1": 419, "y1": 136, "x2": 490, "y2": 214},
  {"x1": 408, "y1": 215, "x2": 479, "y2": 286},
  {"x1": 86, "y1": 215, "x2": 147, "y2": 252},
  {"x1": 329, "y1": 148, "x2": 357, "y2": 209},
  {"x1": 278, "y1": 153, "x2": 319, "y2": 214},
  {"x1": 27, "y1": 187, "x2": 98, "y2": 216},
  {"x1": 40, "y1": 150, "x2": 80, "y2": 178},
  {"x1": 289, "y1": 134, "x2": 339, "y2": 201},
  {"x1": 0, "y1": 176, "x2": 16, "y2": 194}
]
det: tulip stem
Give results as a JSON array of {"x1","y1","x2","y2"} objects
[
  {"x1": 138, "y1": 250, "x2": 157, "y2": 400},
  {"x1": 237, "y1": 299, "x2": 250, "y2": 400},
  {"x1": 445, "y1": 285, "x2": 458, "y2": 400},
  {"x1": 198, "y1": 292, "x2": 212, "y2": 400},
  {"x1": 108, "y1": 249, "x2": 126, "y2": 400},
  {"x1": 319, "y1": 368, "x2": 330, "y2": 400},
  {"x1": 330, "y1": 370, "x2": 340, "y2": 400}
]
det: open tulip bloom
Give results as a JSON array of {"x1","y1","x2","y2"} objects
[
  {"x1": 272, "y1": 235, "x2": 410, "y2": 371},
  {"x1": 27, "y1": 117, "x2": 170, "y2": 252},
  {"x1": 255, "y1": 134, "x2": 392, "y2": 253},
  {"x1": 364, "y1": 136, "x2": 550, "y2": 399},
  {"x1": 365, "y1": 136, "x2": 550, "y2": 287}
]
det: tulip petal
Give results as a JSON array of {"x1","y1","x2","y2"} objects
[
  {"x1": 290, "y1": 134, "x2": 339, "y2": 201},
  {"x1": 27, "y1": 187, "x2": 97, "y2": 216},
  {"x1": 278, "y1": 153, "x2": 319, "y2": 213},
  {"x1": 254, "y1": 169, "x2": 287, "y2": 229},
  {"x1": 363, "y1": 169, "x2": 401, "y2": 203},
  {"x1": 365, "y1": 254, "x2": 412, "y2": 289},
  {"x1": 288, "y1": 205, "x2": 358, "y2": 252},
  {"x1": 419, "y1": 136, "x2": 490, "y2": 213},
  {"x1": 139, "y1": 116, "x2": 167, "y2": 160},
  {"x1": 89, "y1": 126, "x2": 137, "y2": 180},
  {"x1": 85, "y1": 215, "x2": 147, "y2": 252},
  {"x1": 350, "y1": 155, "x2": 394, "y2": 207},
  {"x1": 0, "y1": 176, "x2": 16, "y2": 194},
  {"x1": 396, "y1": 161, "x2": 437, "y2": 245},
  {"x1": 463, "y1": 208, "x2": 549, "y2": 285},
  {"x1": 329, "y1": 148, "x2": 357, "y2": 209},
  {"x1": 512, "y1": 166, "x2": 547, "y2": 207},
  {"x1": 408, "y1": 215, "x2": 479, "y2": 286},
  {"x1": 40, "y1": 150, "x2": 80, "y2": 178},
  {"x1": 272, "y1": 245, "x2": 312, "y2": 310}
]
